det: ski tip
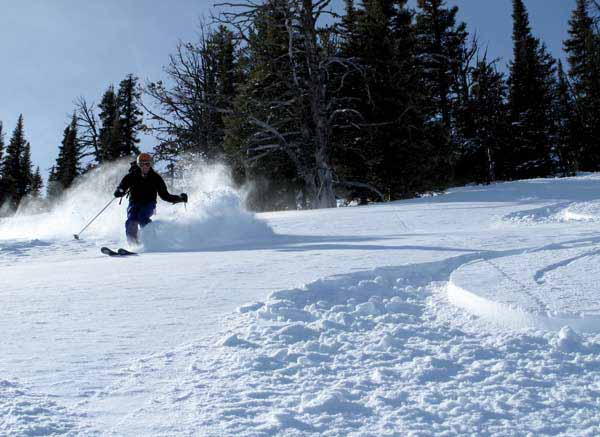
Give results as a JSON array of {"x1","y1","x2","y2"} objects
[{"x1": 101, "y1": 247, "x2": 119, "y2": 256}]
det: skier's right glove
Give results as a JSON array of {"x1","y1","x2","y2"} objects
[
  {"x1": 114, "y1": 188, "x2": 126, "y2": 198},
  {"x1": 179, "y1": 193, "x2": 188, "y2": 203}
]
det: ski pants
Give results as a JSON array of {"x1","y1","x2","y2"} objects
[{"x1": 126, "y1": 201, "x2": 156, "y2": 243}]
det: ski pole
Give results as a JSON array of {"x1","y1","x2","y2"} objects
[{"x1": 73, "y1": 196, "x2": 118, "y2": 240}]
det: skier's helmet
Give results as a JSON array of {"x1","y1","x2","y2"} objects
[{"x1": 137, "y1": 152, "x2": 153, "y2": 167}]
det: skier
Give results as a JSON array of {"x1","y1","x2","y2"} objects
[{"x1": 114, "y1": 152, "x2": 188, "y2": 244}]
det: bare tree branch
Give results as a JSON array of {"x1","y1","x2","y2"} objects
[{"x1": 74, "y1": 96, "x2": 100, "y2": 161}]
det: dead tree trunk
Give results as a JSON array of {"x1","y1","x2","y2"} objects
[
  {"x1": 300, "y1": 0, "x2": 336, "y2": 208},
  {"x1": 217, "y1": 0, "x2": 341, "y2": 209}
]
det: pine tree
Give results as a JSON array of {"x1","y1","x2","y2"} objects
[
  {"x1": 31, "y1": 166, "x2": 43, "y2": 197},
  {"x1": 415, "y1": 0, "x2": 468, "y2": 128},
  {"x1": 117, "y1": 74, "x2": 143, "y2": 158},
  {"x1": 508, "y1": 0, "x2": 556, "y2": 178},
  {"x1": 51, "y1": 114, "x2": 81, "y2": 195},
  {"x1": 0, "y1": 122, "x2": 4, "y2": 168},
  {"x1": 20, "y1": 141, "x2": 34, "y2": 199},
  {"x1": 414, "y1": 0, "x2": 469, "y2": 182},
  {"x1": 205, "y1": 26, "x2": 237, "y2": 160},
  {"x1": 554, "y1": 61, "x2": 580, "y2": 175},
  {"x1": 46, "y1": 166, "x2": 60, "y2": 199},
  {"x1": 564, "y1": 0, "x2": 600, "y2": 169},
  {"x1": 333, "y1": 0, "x2": 436, "y2": 200},
  {"x1": 455, "y1": 57, "x2": 510, "y2": 183},
  {"x1": 341, "y1": 0, "x2": 358, "y2": 48},
  {"x1": 98, "y1": 86, "x2": 121, "y2": 162},
  {"x1": 0, "y1": 121, "x2": 5, "y2": 204},
  {"x1": 1, "y1": 115, "x2": 27, "y2": 209}
]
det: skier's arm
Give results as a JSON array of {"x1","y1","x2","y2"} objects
[
  {"x1": 114, "y1": 175, "x2": 131, "y2": 198},
  {"x1": 155, "y1": 174, "x2": 185, "y2": 204}
]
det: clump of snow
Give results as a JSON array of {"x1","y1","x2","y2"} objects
[
  {"x1": 237, "y1": 302, "x2": 264, "y2": 313},
  {"x1": 551, "y1": 326, "x2": 584, "y2": 352},
  {"x1": 219, "y1": 333, "x2": 258, "y2": 349},
  {"x1": 300, "y1": 389, "x2": 370, "y2": 415},
  {"x1": 0, "y1": 379, "x2": 79, "y2": 436},
  {"x1": 193, "y1": 261, "x2": 600, "y2": 435}
]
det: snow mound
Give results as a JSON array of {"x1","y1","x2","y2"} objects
[
  {"x1": 176, "y1": 262, "x2": 600, "y2": 435},
  {"x1": 0, "y1": 379, "x2": 79, "y2": 436}
]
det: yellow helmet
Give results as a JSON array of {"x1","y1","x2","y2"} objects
[{"x1": 136, "y1": 152, "x2": 153, "y2": 167}]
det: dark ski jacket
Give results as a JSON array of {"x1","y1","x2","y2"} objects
[{"x1": 117, "y1": 163, "x2": 182, "y2": 205}]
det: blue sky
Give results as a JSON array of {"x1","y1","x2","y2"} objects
[{"x1": 0, "y1": 1, "x2": 577, "y2": 181}]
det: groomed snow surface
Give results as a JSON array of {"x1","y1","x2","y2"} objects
[{"x1": 2, "y1": 166, "x2": 600, "y2": 436}]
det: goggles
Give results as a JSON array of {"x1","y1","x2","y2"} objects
[{"x1": 139, "y1": 161, "x2": 152, "y2": 167}]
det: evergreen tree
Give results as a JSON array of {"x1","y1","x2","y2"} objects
[
  {"x1": 205, "y1": 26, "x2": 237, "y2": 160},
  {"x1": 333, "y1": 0, "x2": 436, "y2": 200},
  {"x1": 564, "y1": 0, "x2": 600, "y2": 169},
  {"x1": 117, "y1": 74, "x2": 143, "y2": 158},
  {"x1": 51, "y1": 114, "x2": 81, "y2": 195},
  {"x1": 46, "y1": 166, "x2": 60, "y2": 199},
  {"x1": 0, "y1": 122, "x2": 4, "y2": 168},
  {"x1": 20, "y1": 141, "x2": 34, "y2": 199},
  {"x1": 1, "y1": 115, "x2": 27, "y2": 208},
  {"x1": 0, "y1": 122, "x2": 4, "y2": 204},
  {"x1": 455, "y1": 57, "x2": 510, "y2": 183},
  {"x1": 98, "y1": 86, "x2": 121, "y2": 162},
  {"x1": 508, "y1": 0, "x2": 556, "y2": 178},
  {"x1": 554, "y1": 60, "x2": 580, "y2": 175},
  {"x1": 415, "y1": 0, "x2": 468, "y2": 128},
  {"x1": 31, "y1": 166, "x2": 43, "y2": 197},
  {"x1": 414, "y1": 0, "x2": 469, "y2": 182}
]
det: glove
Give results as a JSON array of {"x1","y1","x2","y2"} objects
[
  {"x1": 114, "y1": 188, "x2": 126, "y2": 198},
  {"x1": 179, "y1": 193, "x2": 188, "y2": 203}
]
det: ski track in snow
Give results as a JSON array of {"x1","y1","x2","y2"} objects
[{"x1": 3, "y1": 173, "x2": 600, "y2": 435}]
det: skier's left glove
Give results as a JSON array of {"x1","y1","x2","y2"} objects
[
  {"x1": 114, "y1": 188, "x2": 126, "y2": 198},
  {"x1": 179, "y1": 193, "x2": 188, "y2": 203}
]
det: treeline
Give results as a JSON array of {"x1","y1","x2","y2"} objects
[
  {"x1": 46, "y1": 74, "x2": 144, "y2": 198},
  {"x1": 145, "y1": 0, "x2": 600, "y2": 210},
  {"x1": 2, "y1": 0, "x2": 599, "y2": 213},
  {"x1": 0, "y1": 74, "x2": 144, "y2": 212},
  {"x1": 0, "y1": 117, "x2": 43, "y2": 211}
]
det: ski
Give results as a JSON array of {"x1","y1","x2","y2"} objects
[
  {"x1": 101, "y1": 247, "x2": 137, "y2": 257},
  {"x1": 101, "y1": 247, "x2": 119, "y2": 256}
]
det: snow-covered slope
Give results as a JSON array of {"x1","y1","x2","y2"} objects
[{"x1": 2, "y1": 170, "x2": 600, "y2": 436}]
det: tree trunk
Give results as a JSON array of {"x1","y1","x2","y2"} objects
[{"x1": 303, "y1": 0, "x2": 336, "y2": 209}]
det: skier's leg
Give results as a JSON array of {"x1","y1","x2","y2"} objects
[
  {"x1": 125, "y1": 203, "x2": 141, "y2": 244},
  {"x1": 139, "y1": 202, "x2": 156, "y2": 228}
]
